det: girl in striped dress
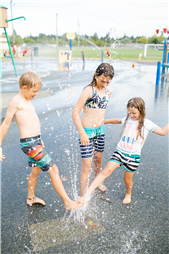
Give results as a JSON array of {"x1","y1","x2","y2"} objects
[{"x1": 78, "y1": 97, "x2": 169, "y2": 204}]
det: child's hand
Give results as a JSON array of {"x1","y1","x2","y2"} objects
[
  {"x1": 41, "y1": 140, "x2": 45, "y2": 148},
  {"x1": 80, "y1": 132, "x2": 89, "y2": 146},
  {"x1": 0, "y1": 147, "x2": 5, "y2": 161}
]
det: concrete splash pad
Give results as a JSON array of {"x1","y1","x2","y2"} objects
[
  {"x1": 1, "y1": 59, "x2": 168, "y2": 253},
  {"x1": 28, "y1": 214, "x2": 105, "y2": 252}
]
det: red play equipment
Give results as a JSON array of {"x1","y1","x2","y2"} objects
[{"x1": 156, "y1": 27, "x2": 168, "y2": 35}]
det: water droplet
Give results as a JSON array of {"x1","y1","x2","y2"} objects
[{"x1": 56, "y1": 111, "x2": 60, "y2": 117}]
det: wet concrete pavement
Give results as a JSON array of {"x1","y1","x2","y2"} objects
[{"x1": 0, "y1": 58, "x2": 169, "y2": 253}]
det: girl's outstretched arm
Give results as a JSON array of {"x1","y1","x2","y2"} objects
[
  {"x1": 104, "y1": 118, "x2": 122, "y2": 124},
  {"x1": 152, "y1": 123, "x2": 169, "y2": 136}
]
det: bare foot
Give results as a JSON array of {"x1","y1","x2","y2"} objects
[
  {"x1": 77, "y1": 196, "x2": 85, "y2": 205},
  {"x1": 64, "y1": 199, "x2": 83, "y2": 210},
  {"x1": 122, "y1": 194, "x2": 131, "y2": 204},
  {"x1": 27, "y1": 197, "x2": 46, "y2": 206},
  {"x1": 98, "y1": 184, "x2": 106, "y2": 192}
]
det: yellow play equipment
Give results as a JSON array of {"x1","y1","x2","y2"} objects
[
  {"x1": 59, "y1": 50, "x2": 72, "y2": 70},
  {"x1": 58, "y1": 32, "x2": 75, "y2": 70}
]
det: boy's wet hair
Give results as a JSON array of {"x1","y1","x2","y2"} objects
[
  {"x1": 90, "y1": 63, "x2": 114, "y2": 86},
  {"x1": 19, "y1": 72, "x2": 42, "y2": 89},
  {"x1": 123, "y1": 97, "x2": 146, "y2": 139}
]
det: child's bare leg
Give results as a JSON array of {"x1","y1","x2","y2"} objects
[
  {"x1": 80, "y1": 157, "x2": 92, "y2": 196},
  {"x1": 93, "y1": 151, "x2": 106, "y2": 192},
  {"x1": 122, "y1": 170, "x2": 134, "y2": 204},
  {"x1": 27, "y1": 166, "x2": 45, "y2": 205},
  {"x1": 48, "y1": 164, "x2": 81, "y2": 210},
  {"x1": 78, "y1": 161, "x2": 120, "y2": 204}
]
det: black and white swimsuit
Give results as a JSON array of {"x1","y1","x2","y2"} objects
[{"x1": 84, "y1": 85, "x2": 109, "y2": 109}]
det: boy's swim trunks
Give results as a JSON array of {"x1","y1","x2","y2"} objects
[
  {"x1": 20, "y1": 135, "x2": 54, "y2": 171},
  {"x1": 109, "y1": 150, "x2": 140, "y2": 173},
  {"x1": 79, "y1": 124, "x2": 105, "y2": 159}
]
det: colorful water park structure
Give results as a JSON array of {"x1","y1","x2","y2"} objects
[
  {"x1": 58, "y1": 32, "x2": 75, "y2": 70},
  {"x1": 0, "y1": 4, "x2": 26, "y2": 77},
  {"x1": 155, "y1": 28, "x2": 169, "y2": 85}
]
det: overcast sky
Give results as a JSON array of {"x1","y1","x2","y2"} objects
[{"x1": 1, "y1": 0, "x2": 168, "y2": 39}]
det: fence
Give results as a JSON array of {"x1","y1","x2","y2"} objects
[{"x1": 3, "y1": 43, "x2": 163, "y2": 61}]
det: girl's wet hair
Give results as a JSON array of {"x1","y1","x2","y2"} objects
[
  {"x1": 90, "y1": 63, "x2": 114, "y2": 86},
  {"x1": 19, "y1": 72, "x2": 42, "y2": 89},
  {"x1": 123, "y1": 97, "x2": 146, "y2": 139}
]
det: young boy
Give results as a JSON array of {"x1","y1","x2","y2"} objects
[{"x1": 0, "y1": 72, "x2": 81, "y2": 210}]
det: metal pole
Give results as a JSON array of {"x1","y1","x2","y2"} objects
[
  {"x1": 70, "y1": 39, "x2": 72, "y2": 50},
  {"x1": 162, "y1": 40, "x2": 166, "y2": 74},
  {"x1": 0, "y1": 50, "x2": 2, "y2": 77},
  {"x1": 56, "y1": 13, "x2": 58, "y2": 58},
  {"x1": 10, "y1": 0, "x2": 15, "y2": 44},
  {"x1": 4, "y1": 28, "x2": 17, "y2": 76},
  {"x1": 102, "y1": 50, "x2": 104, "y2": 62},
  {"x1": 78, "y1": 19, "x2": 80, "y2": 58},
  {"x1": 156, "y1": 61, "x2": 161, "y2": 85}
]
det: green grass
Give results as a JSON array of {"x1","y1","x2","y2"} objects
[
  {"x1": 72, "y1": 47, "x2": 163, "y2": 61},
  {"x1": 1, "y1": 46, "x2": 163, "y2": 61},
  {"x1": 37, "y1": 46, "x2": 163, "y2": 61}
]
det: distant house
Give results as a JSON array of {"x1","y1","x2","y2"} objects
[{"x1": 0, "y1": 34, "x2": 9, "y2": 54}]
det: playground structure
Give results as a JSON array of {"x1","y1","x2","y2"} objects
[
  {"x1": 156, "y1": 40, "x2": 169, "y2": 85},
  {"x1": 0, "y1": 4, "x2": 26, "y2": 77},
  {"x1": 59, "y1": 50, "x2": 72, "y2": 70},
  {"x1": 155, "y1": 27, "x2": 169, "y2": 85},
  {"x1": 58, "y1": 32, "x2": 75, "y2": 70}
]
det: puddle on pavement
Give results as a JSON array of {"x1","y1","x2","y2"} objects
[{"x1": 28, "y1": 214, "x2": 105, "y2": 252}]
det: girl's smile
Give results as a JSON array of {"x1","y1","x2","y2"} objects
[
  {"x1": 128, "y1": 107, "x2": 141, "y2": 121},
  {"x1": 95, "y1": 74, "x2": 112, "y2": 89}
]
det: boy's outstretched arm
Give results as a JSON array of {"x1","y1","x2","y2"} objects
[
  {"x1": 0, "y1": 98, "x2": 17, "y2": 160},
  {"x1": 152, "y1": 123, "x2": 169, "y2": 136},
  {"x1": 104, "y1": 118, "x2": 122, "y2": 124}
]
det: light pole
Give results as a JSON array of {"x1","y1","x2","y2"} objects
[
  {"x1": 10, "y1": 0, "x2": 15, "y2": 44},
  {"x1": 56, "y1": 13, "x2": 58, "y2": 58},
  {"x1": 78, "y1": 19, "x2": 80, "y2": 58}
]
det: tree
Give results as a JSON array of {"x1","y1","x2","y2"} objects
[
  {"x1": 148, "y1": 34, "x2": 167, "y2": 44},
  {"x1": 15, "y1": 35, "x2": 24, "y2": 45},
  {"x1": 120, "y1": 37, "x2": 131, "y2": 44},
  {"x1": 91, "y1": 32, "x2": 99, "y2": 41},
  {"x1": 130, "y1": 36, "x2": 136, "y2": 43},
  {"x1": 137, "y1": 36, "x2": 148, "y2": 43},
  {"x1": 24, "y1": 37, "x2": 36, "y2": 43}
]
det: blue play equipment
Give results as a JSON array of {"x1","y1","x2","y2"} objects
[{"x1": 156, "y1": 39, "x2": 169, "y2": 85}]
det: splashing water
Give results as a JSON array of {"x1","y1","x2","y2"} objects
[{"x1": 68, "y1": 120, "x2": 91, "y2": 224}]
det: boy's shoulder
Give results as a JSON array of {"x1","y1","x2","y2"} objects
[
  {"x1": 9, "y1": 94, "x2": 27, "y2": 109},
  {"x1": 10, "y1": 94, "x2": 22, "y2": 105}
]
